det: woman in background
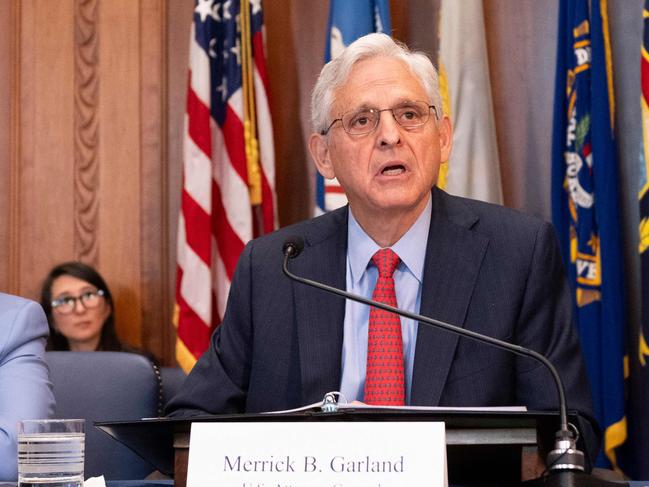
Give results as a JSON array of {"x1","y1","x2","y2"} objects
[{"x1": 40, "y1": 261, "x2": 154, "y2": 360}]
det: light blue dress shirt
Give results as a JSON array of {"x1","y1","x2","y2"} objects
[{"x1": 339, "y1": 197, "x2": 432, "y2": 405}]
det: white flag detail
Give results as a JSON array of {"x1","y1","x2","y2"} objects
[{"x1": 438, "y1": 0, "x2": 503, "y2": 204}]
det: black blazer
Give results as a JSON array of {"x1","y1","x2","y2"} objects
[{"x1": 167, "y1": 188, "x2": 598, "y2": 457}]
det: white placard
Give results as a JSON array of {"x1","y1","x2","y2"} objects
[{"x1": 187, "y1": 421, "x2": 447, "y2": 487}]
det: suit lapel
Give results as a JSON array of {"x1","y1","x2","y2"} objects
[
  {"x1": 293, "y1": 208, "x2": 348, "y2": 404},
  {"x1": 411, "y1": 189, "x2": 489, "y2": 406}
]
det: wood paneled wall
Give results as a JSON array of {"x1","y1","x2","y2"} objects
[{"x1": 0, "y1": 0, "x2": 172, "y2": 362}]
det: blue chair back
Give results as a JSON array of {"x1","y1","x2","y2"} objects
[
  {"x1": 160, "y1": 366, "x2": 187, "y2": 406},
  {"x1": 46, "y1": 351, "x2": 161, "y2": 479}
]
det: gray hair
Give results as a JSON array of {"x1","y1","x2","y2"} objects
[{"x1": 310, "y1": 33, "x2": 442, "y2": 134}]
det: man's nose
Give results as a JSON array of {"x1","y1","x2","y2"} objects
[{"x1": 376, "y1": 110, "x2": 401, "y2": 146}]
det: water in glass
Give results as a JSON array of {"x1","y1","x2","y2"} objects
[{"x1": 17, "y1": 431, "x2": 84, "y2": 487}]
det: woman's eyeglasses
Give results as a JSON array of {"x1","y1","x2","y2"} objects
[{"x1": 51, "y1": 290, "x2": 105, "y2": 315}]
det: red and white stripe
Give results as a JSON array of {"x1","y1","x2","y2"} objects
[{"x1": 175, "y1": 21, "x2": 276, "y2": 371}]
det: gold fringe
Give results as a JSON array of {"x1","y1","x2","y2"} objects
[
  {"x1": 240, "y1": 0, "x2": 261, "y2": 205},
  {"x1": 639, "y1": 330, "x2": 649, "y2": 367},
  {"x1": 176, "y1": 337, "x2": 197, "y2": 374},
  {"x1": 604, "y1": 416, "x2": 627, "y2": 473},
  {"x1": 600, "y1": 0, "x2": 615, "y2": 130},
  {"x1": 437, "y1": 60, "x2": 451, "y2": 189}
]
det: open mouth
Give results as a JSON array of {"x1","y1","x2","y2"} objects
[{"x1": 381, "y1": 164, "x2": 406, "y2": 176}]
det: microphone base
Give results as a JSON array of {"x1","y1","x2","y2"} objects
[{"x1": 521, "y1": 471, "x2": 628, "y2": 487}]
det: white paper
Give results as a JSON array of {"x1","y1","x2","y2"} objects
[
  {"x1": 187, "y1": 421, "x2": 447, "y2": 487},
  {"x1": 84, "y1": 476, "x2": 106, "y2": 487},
  {"x1": 263, "y1": 395, "x2": 527, "y2": 415}
]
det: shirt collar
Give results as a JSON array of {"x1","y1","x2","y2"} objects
[{"x1": 347, "y1": 196, "x2": 432, "y2": 285}]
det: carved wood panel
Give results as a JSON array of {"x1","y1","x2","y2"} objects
[
  {"x1": 73, "y1": 0, "x2": 100, "y2": 265},
  {"x1": 0, "y1": 0, "x2": 174, "y2": 363}
]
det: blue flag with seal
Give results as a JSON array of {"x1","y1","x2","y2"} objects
[
  {"x1": 551, "y1": 0, "x2": 627, "y2": 470},
  {"x1": 315, "y1": 0, "x2": 391, "y2": 214}
]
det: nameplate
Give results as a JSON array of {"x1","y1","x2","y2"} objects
[{"x1": 187, "y1": 421, "x2": 447, "y2": 487}]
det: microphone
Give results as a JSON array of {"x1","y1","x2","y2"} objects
[
  {"x1": 281, "y1": 236, "x2": 602, "y2": 484},
  {"x1": 282, "y1": 237, "x2": 304, "y2": 259}
]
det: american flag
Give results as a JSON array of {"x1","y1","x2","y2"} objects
[{"x1": 175, "y1": 0, "x2": 276, "y2": 372}]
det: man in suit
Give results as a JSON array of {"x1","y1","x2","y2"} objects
[
  {"x1": 0, "y1": 293, "x2": 55, "y2": 481},
  {"x1": 167, "y1": 33, "x2": 597, "y2": 458}
]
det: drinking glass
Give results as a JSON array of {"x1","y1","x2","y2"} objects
[{"x1": 17, "y1": 419, "x2": 85, "y2": 487}]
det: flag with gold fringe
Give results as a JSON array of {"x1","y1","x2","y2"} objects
[
  {"x1": 174, "y1": 0, "x2": 276, "y2": 372},
  {"x1": 551, "y1": 0, "x2": 626, "y2": 469}
]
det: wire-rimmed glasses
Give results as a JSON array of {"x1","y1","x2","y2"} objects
[{"x1": 321, "y1": 100, "x2": 438, "y2": 136}]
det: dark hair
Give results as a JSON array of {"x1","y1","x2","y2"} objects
[{"x1": 40, "y1": 261, "x2": 122, "y2": 351}]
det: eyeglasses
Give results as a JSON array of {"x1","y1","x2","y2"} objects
[
  {"x1": 321, "y1": 100, "x2": 438, "y2": 136},
  {"x1": 51, "y1": 289, "x2": 105, "y2": 315}
]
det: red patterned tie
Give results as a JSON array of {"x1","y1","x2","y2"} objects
[{"x1": 364, "y1": 248, "x2": 405, "y2": 405}]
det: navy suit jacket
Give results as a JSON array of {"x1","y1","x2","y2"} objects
[{"x1": 167, "y1": 188, "x2": 598, "y2": 457}]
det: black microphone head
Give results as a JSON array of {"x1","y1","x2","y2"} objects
[{"x1": 282, "y1": 236, "x2": 304, "y2": 259}]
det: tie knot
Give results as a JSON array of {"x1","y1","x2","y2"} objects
[{"x1": 372, "y1": 248, "x2": 400, "y2": 278}]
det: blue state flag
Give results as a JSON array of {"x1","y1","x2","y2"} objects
[
  {"x1": 551, "y1": 0, "x2": 627, "y2": 470},
  {"x1": 315, "y1": 0, "x2": 391, "y2": 214}
]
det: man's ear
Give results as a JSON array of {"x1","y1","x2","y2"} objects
[
  {"x1": 438, "y1": 116, "x2": 453, "y2": 163},
  {"x1": 308, "y1": 133, "x2": 336, "y2": 179}
]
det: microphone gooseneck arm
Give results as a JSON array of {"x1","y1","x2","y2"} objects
[
  {"x1": 282, "y1": 249, "x2": 569, "y2": 433},
  {"x1": 281, "y1": 238, "x2": 583, "y2": 473}
]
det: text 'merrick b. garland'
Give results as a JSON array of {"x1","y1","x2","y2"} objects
[{"x1": 223, "y1": 455, "x2": 405, "y2": 474}]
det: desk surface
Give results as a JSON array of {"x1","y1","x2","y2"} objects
[
  {"x1": 116, "y1": 483, "x2": 645, "y2": 487},
  {"x1": 106, "y1": 482, "x2": 173, "y2": 487},
  {"x1": 0, "y1": 482, "x2": 173, "y2": 487},
  {"x1": 2, "y1": 481, "x2": 645, "y2": 486}
]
